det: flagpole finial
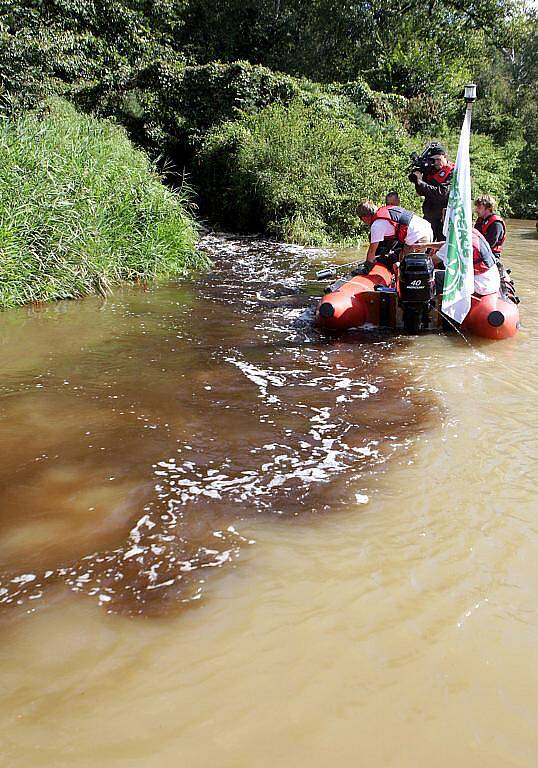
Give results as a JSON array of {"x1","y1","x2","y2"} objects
[{"x1": 464, "y1": 84, "x2": 477, "y2": 104}]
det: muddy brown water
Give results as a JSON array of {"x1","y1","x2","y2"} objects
[
  {"x1": 0, "y1": 236, "x2": 436, "y2": 618},
  {"x1": 0, "y1": 221, "x2": 537, "y2": 766}
]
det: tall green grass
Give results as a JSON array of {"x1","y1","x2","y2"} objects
[{"x1": 0, "y1": 98, "x2": 207, "y2": 309}]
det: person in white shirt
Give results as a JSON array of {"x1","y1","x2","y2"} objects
[{"x1": 357, "y1": 200, "x2": 433, "y2": 265}]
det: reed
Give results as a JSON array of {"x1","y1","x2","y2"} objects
[{"x1": 0, "y1": 98, "x2": 207, "y2": 309}]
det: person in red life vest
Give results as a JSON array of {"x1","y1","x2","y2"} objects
[
  {"x1": 371, "y1": 191, "x2": 402, "y2": 261},
  {"x1": 474, "y1": 195, "x2": 518, "y2": 302},
  {"x1": 357, "y1": 200, "x2": 433, "y2": 266},
  {"x1": 474, "y1": 194, "x2": 506, "y2": 257},
  {"x1": 433, "y1": 228, "x2": 500, "y2": 296},
  {"x1": 409, "y1": 145, "x2": 455, "y2": 241}
]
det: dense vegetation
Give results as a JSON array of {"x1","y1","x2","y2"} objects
[
  {"x1": 197, "y1": 100, "x2": 522, "y2": 244},
  {"x1": 1, "y1": 0, "x2": 536, "y2": 264},
  {"x1": 0, "y1": 99, "x2": 205, "y2": 308}
]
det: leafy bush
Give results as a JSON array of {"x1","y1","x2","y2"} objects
[
  {"x1": 76, "y1": 61, "x2": 388, "y2": 156},
  {"x1": 197, "y1": 100, "x2": 419, "y2": 244},
  {"x1": 329, "y1": 81, "x2": 407, "y2": 122},
  {"x1": 0, "y1": 0, "x2": 182, "y2": 112},
  {"x1": 0, "y1": 98, "x2": 205, "y2": 309},
  {"x1": 177, "y1": 61, "x2": 302, "y2": 136},
  {"x1": 400, "y1": 95, "x2": 448, "y2": 135},
  {"x1": 509, "y1": 132, "x2": 538, "y2": 218},
  {"x1": 197, "y1": 99, "x2": 526, "y2": 244},
  {"x1": 73, "y1": 60, "x2": 308, "y2": 169},
  {"x1": 469, "y1": 135, "x2": 524, "y2": 215}
]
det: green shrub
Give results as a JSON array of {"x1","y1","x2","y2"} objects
[
  {"x1": 178, "y1": 61, "x2": 301, "y2": 136},
  {"x1": 400, "y1": 95, "x2": 448, "y2": 135},
  {"x1": 508, "y1": 102, "x2": 538, "y2": 219},
  {"x1": 509, "y1": 140, "x2": 538, "y2": 218},
  {"x1": 0, "y1": 98, "x2": 205, "y2": 309},
  {"x1": 197, "y1": 100, "x2": 419, "y2": 244},
  {"x1": 0, "y1": 0, "x2": 180, "y2": 112},
  {"x1": 469, "y1": 134, "x2": 524, "y2": 215},
  {"x1": 75, "y1": 61, "x2": 405, "y2": 168},
  {"x1": 197, "y1": 100, "x2": 525, "y2": 244},
  {"x1": 73, "y1": 59, "x2": 309, "y2": 171},
  {"x1": 328, "y1": 81, "x2": 408, "y2": 122}
]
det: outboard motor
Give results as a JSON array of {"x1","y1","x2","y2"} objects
[{"x1": 397, "y1": 252, "x2": 436, "y2": 333}]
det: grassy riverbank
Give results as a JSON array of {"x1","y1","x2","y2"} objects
[{"x1": 0, "y1": 99, "x2": 206, "y2": 310}]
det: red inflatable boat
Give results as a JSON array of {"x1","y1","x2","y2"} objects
[
  {"x1": 461, "y1": 291, "x2": 519, "y2": 340},
  {"x1": 316, "y1": 254, "x2": 520, "y2": 340}
]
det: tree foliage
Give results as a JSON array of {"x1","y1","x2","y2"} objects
[
  {"x1": 0, "y1": 0, "x2": 186, "y2": 108},
  {"x1": 0, "y1": 0, "x2": 536, "y2": 236}
]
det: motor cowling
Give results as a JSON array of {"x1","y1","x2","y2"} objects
[
  {"x1": 397, "y1": 253, "x2": 435, "y2": 306},
  {"x1": 396, "y1": 252, "x2": 436, "y2": 334}
]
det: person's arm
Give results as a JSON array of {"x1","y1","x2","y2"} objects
[
  {"x1": 366, "y1": 241, "x2": 380, "y2": 263},
  {"x1": 410, "y1": 170, "x2": 425, "y2": 197},
  {"x1": 485, "y1": 221, "x2": 504, "y2": 250},
  {"x1": 432, "y1": 241, "x2": 448, "y2": 268},
  {"x1": 414, "y1": 178, "x2": 451, "y2": 205}
]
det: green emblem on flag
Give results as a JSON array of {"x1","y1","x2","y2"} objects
[
  {"x1": 443, "y1": 168, "x2": 472, "y2": 304},
  {"x1": 441, "y1": 104, "x2": 474, "y2": 323}
]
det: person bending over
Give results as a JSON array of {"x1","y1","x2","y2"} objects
[
  {"x1": 357, "y1": 200, "x2": 433, "y2": 266},
  {"x1": 374, "y1": 191, "x2": 401, "y2": 260}
]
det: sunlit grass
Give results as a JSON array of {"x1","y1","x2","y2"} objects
[{"x1": 0, "y1": 98, "x2": 207, "y2": 309}]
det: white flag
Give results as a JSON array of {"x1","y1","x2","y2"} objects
[{"x1": 441, "y1": 108, "x2": 474, "y2": 323}]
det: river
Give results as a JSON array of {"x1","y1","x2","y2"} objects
[{"x1": 0, "y1": 220, "x2": 536, "y2": 766}]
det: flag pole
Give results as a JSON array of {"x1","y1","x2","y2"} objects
[
  {"x1": 440, "y1": 83, "x2": 478, "y2": 323},
  {"x1": 464, "y1": 83, "x2": 477, "y2": 114}
]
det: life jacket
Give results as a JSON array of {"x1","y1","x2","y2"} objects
[
  {"x1": 371, "y1": 206, "x2": 413, "y2": 244},
  {"x1": 472, "y1": 229, "x2": 496, "y2": 275},
  {"x1": 474, "y1": 214, "x2": 506, "y2": 255},
  {"x1": 424, "y1": 162, "x2": 455, "y2": 185}
]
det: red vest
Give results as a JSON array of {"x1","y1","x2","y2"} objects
[
  {"x1": 474, "y1": 214, "x2": 506, "y2": 255},
  {"x1": 371, "y1": 206, "x2": 413, "y2": 244},
  {"x1": 472, "y1": 229, "x2": 496, "y2": 275},
  {"x1": 425, "y1": 162, "x2": 455, "y2": 185}
]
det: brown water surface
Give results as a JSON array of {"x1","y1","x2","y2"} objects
[
  {"x1": 0, "y1": 221, "x2": 536, "y2": 766},
  {"x1": 1, "y1": 236, "x2": 434, "y2": 616}
]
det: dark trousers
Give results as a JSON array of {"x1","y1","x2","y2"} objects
[{"x1": 430, "y1": 218, "x2": 445, "y2": 241}]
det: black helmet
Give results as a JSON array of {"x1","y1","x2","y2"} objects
[{"x1": 425, "y1": 142, "x2": 447, "y2": 157}]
